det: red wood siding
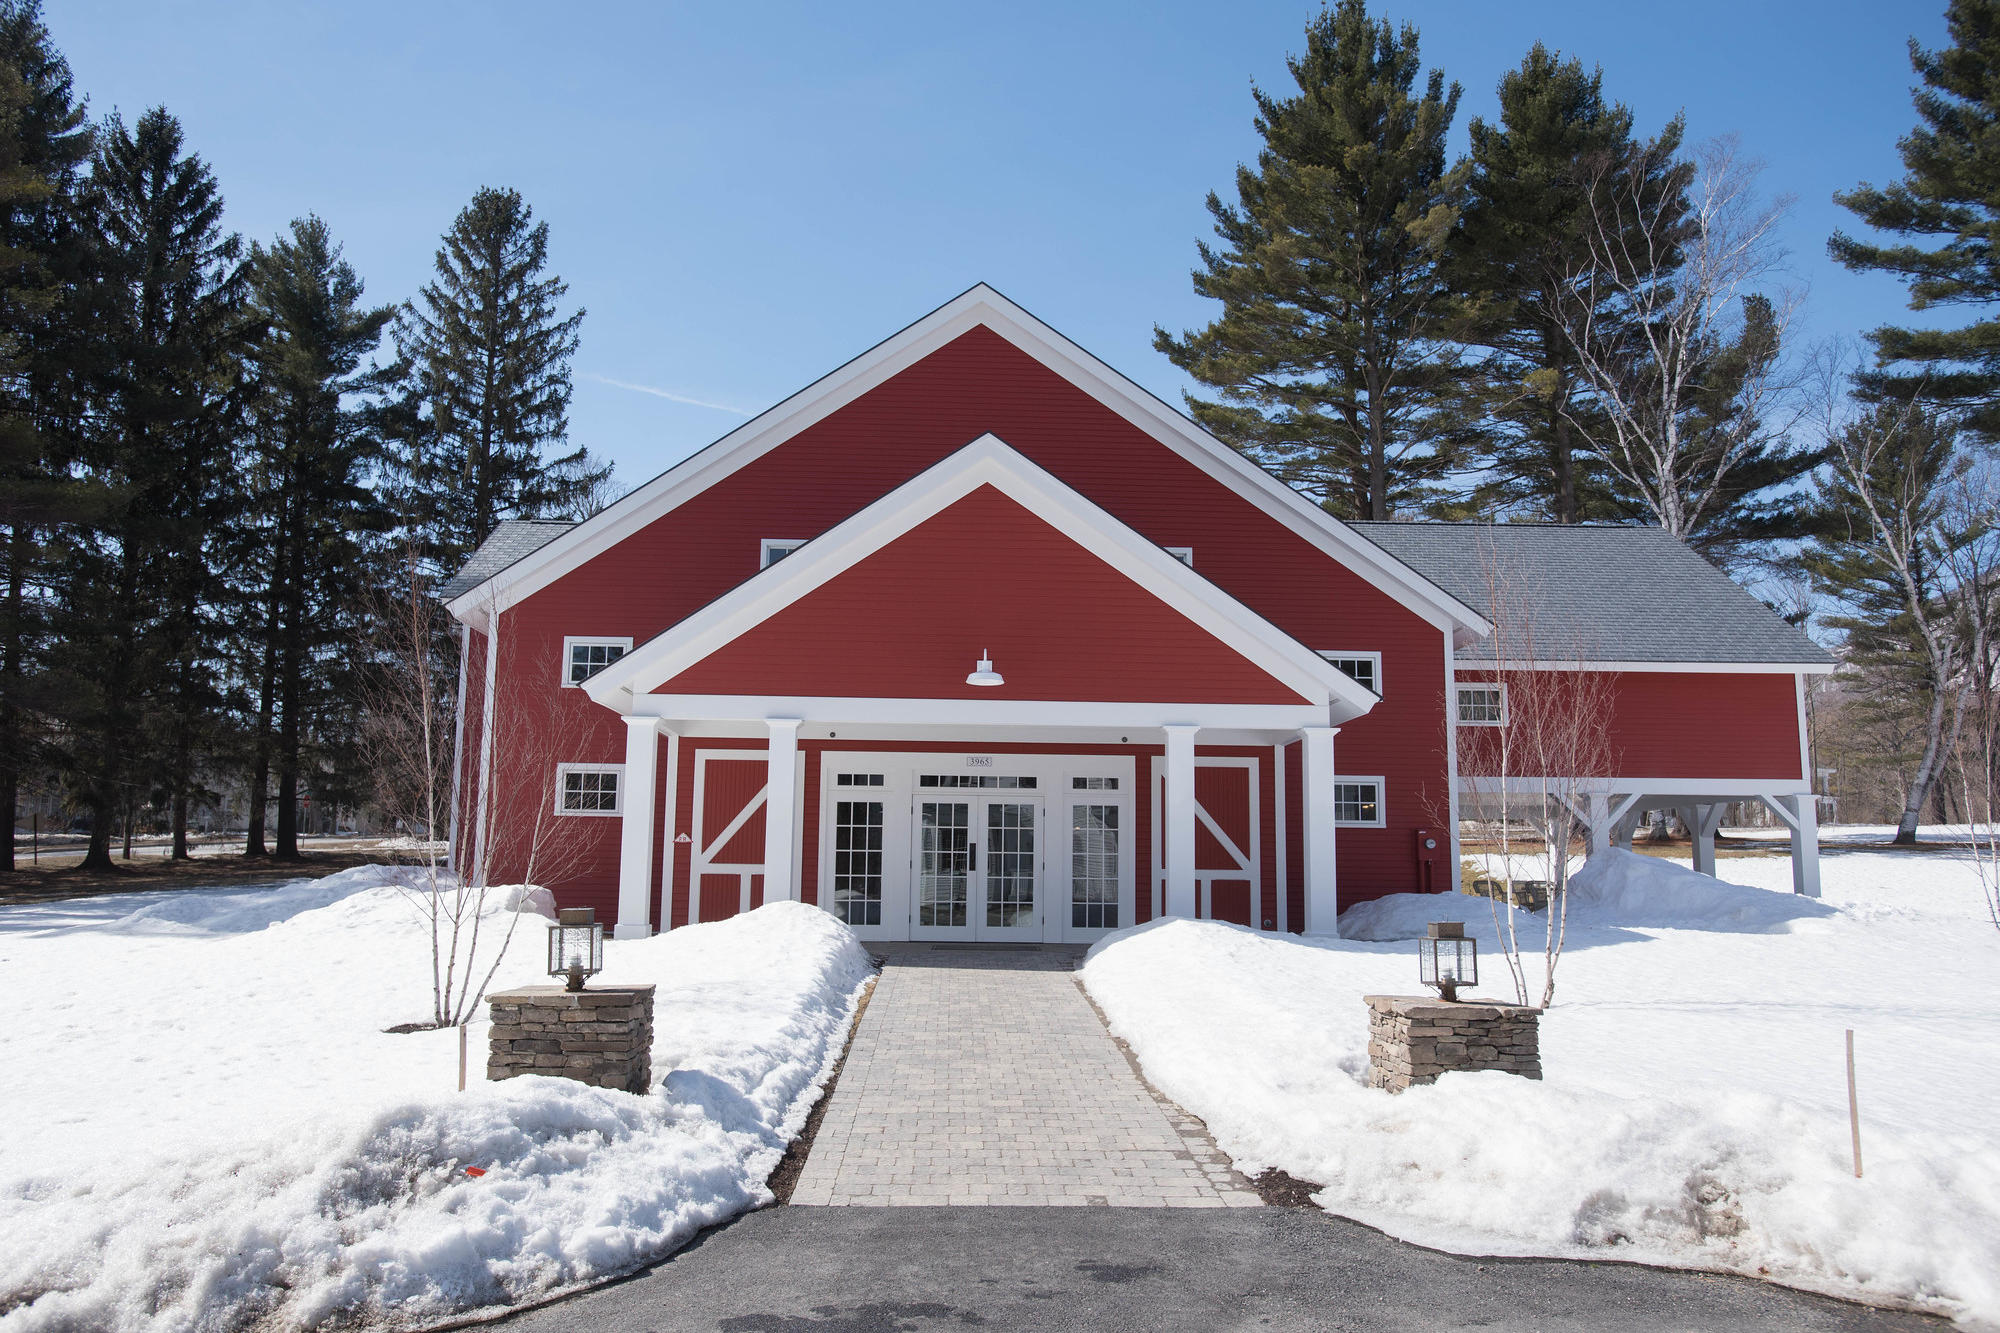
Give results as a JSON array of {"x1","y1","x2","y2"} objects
[
  {"x1": 659, "y1": 485, "x2": 1307, "y2": 704},
  {"x1": 1456, "y1": 669, "x2": 1803, "y2": 782}
]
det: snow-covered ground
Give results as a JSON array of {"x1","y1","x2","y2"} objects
[
  {"x1": 0, "y1": 872, "x2": 872, "y2": 1331},
  {"x1": 1081, "y1": 846, "x2": 2000, "y2": 1325}
]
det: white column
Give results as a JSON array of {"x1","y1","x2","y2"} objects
[
  {"x1": 1688, "y1": 804, "x2": 1723, "y2": 878},
  {"x1": 1786, "y1": 793, "x2": 1821, "y2": 898},
  {"x1": 1162, "y1": 725, "x2": 1199, "y2": 919},
  {"x1": 762, "y1": 718, "x2": 803, "y2": 903},
  {"x1": 615, "y1": 716, "x2": 662, "y2": 939},
  {"x1": 1588, "y1": 794, "x2": 1610, "y2": 856},
  {"x1": 1300, "y1": 725, "x2": 1339, "y2": 936}
]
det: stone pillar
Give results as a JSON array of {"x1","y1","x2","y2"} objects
[
  {"x1": 1364, "y1": 994, "x2": 1542, "y2": 1092},
  {"x1": 1300, "y1": 725, "x2": 1339, "y2": 936},
  {"x1": 1162, "y1": 724, "x2": 1199, "y2": 919},
  {"x1": 486, "y1": 984, "x2": 656, "y2": 1092},
  {"x1": 762, "y1": 718, "x2": 802, "y2": 902},
  {"x1": 616, "y1": 717, "x2": 662, "y2": 940}
]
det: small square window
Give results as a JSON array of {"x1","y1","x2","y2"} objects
[
  {"x1": 1164, "y1": 546, "x2": 1194, "y2": 567},
  {"x1": 1331, "y1": 779, "x2": 1383, "y2": 827},
  {"x1": 1318, "y1": 651, "x2": 1382, "y2": 697},
  {"x1": 556, "y1": 764, "x2": 623, "y2": 816},
  {"x1": 1457, "y1": 684, "x2": 1507, "y2": 726},
  {"x1": 1072, "y1": 776, "x2": 1120, "y2": 790},
  {"x1": 761, "y1": 538, "x2": 807, "y2": 569},
  {"x1": 563, "y1": 637, "x2": 633, "y2": 687}
]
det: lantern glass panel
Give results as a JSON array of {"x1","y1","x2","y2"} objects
[{"x1": 547, "y1": 921, "x2": 604, "y2": 977}]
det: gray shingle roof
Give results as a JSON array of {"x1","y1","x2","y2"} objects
[
  {"x1": 1350, "y1": 522, "x2": 1832, "y2": 666},
  {"x1": 437, "y1": 520, "x2": 574, "y2": 602}
]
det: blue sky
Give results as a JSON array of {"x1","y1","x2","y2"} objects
[{"x1": 50, "y1": 0, "x2": 1948, "y2": 494}]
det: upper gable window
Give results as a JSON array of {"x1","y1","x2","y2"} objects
[
  {"x1": 1319, "y1": 651, "x2": 1383, "y2": 697},
  {"x1": 562, "y1": 636, "x2": 633, "y2": 687},
  {"x1": 1164, "y1": 546, "x2": 1194, "y2": 567},
  {"x1": 761, "y1": 538, "x2": 807, "y2": 569}
]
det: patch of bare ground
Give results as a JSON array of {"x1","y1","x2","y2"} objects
[
  {"x1": 765, "y1": 966, "x2": 879, "y2": 1205},
  {"x1": 1251, "y1": 1168, "x2": 1324, "y2": 1208},
  {"x1": 0, "y1": 849, "x2": 418, "y2": 905}
]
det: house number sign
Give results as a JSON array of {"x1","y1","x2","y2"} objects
[{"x1": 965, "y1": 755, "x2": 995, "y2": 768}]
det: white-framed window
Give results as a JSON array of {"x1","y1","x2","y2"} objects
[
  {"x1": 1456, "y1": 683, "x2": 1508, "y2": 726},
  {"x1": 1318, "y1": 650, "x2": 1383, "y2": 697},
  {"x1": 761, "y1": 538, "x2": 807, "y2": 568},
  {"x1": 1331, "y1": 777, "x2": 1385, "y2": 827},
  {"x1": 555, "y1": 763, "x2": 624, "y2": 816},
  {"x1": 1164, "y1": 546, "x2": 1194, "y2": 567},
  {"x1": 561, "y1": 636, "x2": 632, "y2": 688}
]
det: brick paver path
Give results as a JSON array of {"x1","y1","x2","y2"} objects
[{"x1": 790, "y1": 944, "x2": 1263, "y2": 1208}]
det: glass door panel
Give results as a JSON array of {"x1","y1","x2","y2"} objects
[
  {"x1": 1070, "y1": 802, "x2": 1120, "y2": 931},
  {"x1": 916, "y1": 801, "x2": 970, "y2": 929},
  {"x1": 983, "y1": 802, "x2": 1037, "y2": 928},
  {"x1": 831, "y1": 799, "x2": 884, "y2": 927}
]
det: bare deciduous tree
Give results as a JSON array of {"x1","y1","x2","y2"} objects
[
  {"x1": 361, "y1": 549, "x2": 585, "y2": 1027},
  {"x1": 1451, "y1": 542, "x2": 1619, "y2": 1008},
  {"x1": 1560, "y1": 135, "x2": 1803, "y2": 547}
]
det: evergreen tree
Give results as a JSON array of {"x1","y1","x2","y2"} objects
[
  {"x1": 1831, "y1": 0, "x2": 2000, "y2": 435},
  {"x1": 0, "y1": 0, "x2": 93, "y2": 872},
  {"x1": 1452, "y1": 45, "x2": 1672, "y2": 523},
  {"x1": 240, "y1": 215, "x2": 394, "y2": 859},
  {"x1": 1155, "y1": 0, "x2": 1466, "y2": 520},
  {"x1": 391, "y1": 186, "x2": 602, "y2": 573},
  {"x1": 48, "y1": 107, "x2": 247, "y2": 872}
]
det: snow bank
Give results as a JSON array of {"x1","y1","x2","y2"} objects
[
  {"x1": 1080, "y1": 854, "x2": 2000, "y2": 1323},
  {"x1": 0, "y1": 876, "x2": 871, "y2": 1332}
]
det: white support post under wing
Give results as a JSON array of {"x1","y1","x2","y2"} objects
[
  {"x1": 1300, "y1": 725, "x2": 1339, "y2": 936},
  {"x1": 762, "y1": 718, "x2": 803, "y2": 903},
  {"x1": 1785, "y1": 793, "x2": 1820, "y2": 899},
  {"x1": 1688, "y1": 803, "x2": 1725, "y2": 879},
  {"x1": 1163, "y1": 725, "x2": 1199, "y2": 919},
  {"x1": 615, "y1": 716, "x2": 662, "y2": 939},
  {"x1": 1588, "y1": 794, "x2": 1610, "y2": 856}
]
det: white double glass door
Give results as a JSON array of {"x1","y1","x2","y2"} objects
[{"x1": 911, "y1": 796, "x2": 1044, "y2": 941}]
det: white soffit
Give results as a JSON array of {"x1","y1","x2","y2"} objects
[
  {"x1": 445, "y1": 284, "x2": 1490, "y2": 637},
  {"x1": 582, "y1": 434, "x2": 1381, "y2": 720}
]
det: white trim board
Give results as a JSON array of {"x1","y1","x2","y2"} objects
[
  {"x1": 444, "y1": 284, "x2": 1490, "y2": 639},
  {"x1": 582, "y1": 434, "x2": 1383, "y2": 722}
]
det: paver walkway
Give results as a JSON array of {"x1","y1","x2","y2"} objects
[{"x1": 791, "y1": 944, "x2": 1262, "y2": 1207}]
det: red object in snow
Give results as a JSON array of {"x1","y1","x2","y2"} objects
[{"x1": 464, "y1": 1167, "x2": 486, "y2": 1178}]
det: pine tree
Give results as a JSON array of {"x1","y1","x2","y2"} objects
[
  {"x1": 49, "y1": 107, "x2": 247, "y2": 872},
  {"x1": 1831, "y1": 0, "x2": 2000, "y2": 434},
  {"x1": 1155, "y1": 0, "x2": 1466, "y2": 520},
  {"x1": 1452, "y1": 45, "x2": 1669, "y2": 523},
  {"x1": 240, "y1": 215, "x2": 395, "y2": 859},
  {"x1": 391, "y1": 187, "x2": 603, "y2": 573},
  {"x1": 0, "y1": 0, "x2": 93, "y2": 872}
]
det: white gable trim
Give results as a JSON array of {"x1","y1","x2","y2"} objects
[
  {"x1": 446, "y1": 284, "x2": 1489, "y2": 637},
  {"x1": 581, "y1": 434, "x2": 1381, "y2": 721}
]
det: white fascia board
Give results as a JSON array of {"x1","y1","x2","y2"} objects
[
  {"x1": 628, "y1": 695, "x2": 1332, "y2": 731},
  {"x1": 1464, "y1": 659, "x2": 1836, "y2": 675},
  {"x1": 583, "y1": 434, "x2": 1378, "y2": 718},
  {"x1": 446, "y1": 283, "x2": 1490, "y2": 638},
  {"x1": 1455, "y1": 775, "x2": 1812, "y2": 797}
]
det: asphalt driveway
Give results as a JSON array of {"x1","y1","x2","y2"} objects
[{"x1": 486, "y1": 1205, "x2": 1946, "y2": 1332}]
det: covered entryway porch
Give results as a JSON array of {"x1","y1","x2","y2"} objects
[{"x1": 603, "y1": 709, "x2": 1353, "y2": 943}]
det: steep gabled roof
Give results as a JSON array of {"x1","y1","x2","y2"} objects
[
  {"x1": 440, "y1": 284, "x2": 1489, "y2": 638},
  {"x1": 584, "y1": 434, "x2": 1382, "y2": 723},
  {"x1": 1351, "y1": 522, "x2": 1833, "y2": 669},
  {"x1": 436, "y1": 520, "x2": 571, "y2": 602}
]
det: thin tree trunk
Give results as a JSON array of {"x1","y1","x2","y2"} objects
[
  {"x1": 1, "y1": 523, "x2": 25, "y2": 874},
  {"x1": 1896, "y1": 682, "x2": 1953, "y2": 845}
]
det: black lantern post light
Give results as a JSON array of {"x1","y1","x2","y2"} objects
[
  {"x1": 547, "y1": 907, "x2": 605, "y2": 991},
  {"x1": 1419, "y1": 921, "x2": 1477, "y2": 1002}
]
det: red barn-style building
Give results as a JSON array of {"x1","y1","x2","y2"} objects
[{"x1": 442, "y1": 287, "x2": 1832, "y2": 942}]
